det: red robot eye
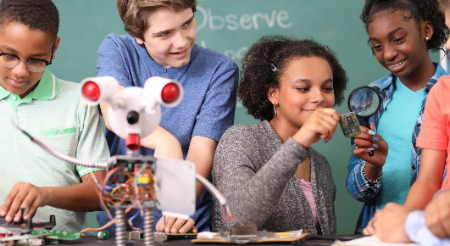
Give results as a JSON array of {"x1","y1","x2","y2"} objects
[
  {"x1": 82, "y1": 81, "x2": 101, "y2": 101},
  {"x1": 161, "y1": 83, "x2": 179, "y2": 103}
]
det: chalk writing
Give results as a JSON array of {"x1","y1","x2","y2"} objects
[{"x1": 196, "y1": 7, "x2": 293, "y2": 31}]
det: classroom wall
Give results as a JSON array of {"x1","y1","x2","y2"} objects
[{"x1": 51, "y1": 0, "x2": 440, "y2": 234}]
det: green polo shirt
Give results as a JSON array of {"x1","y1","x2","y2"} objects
[{"x1": 0, "y1": 70, "x2": 110, "y2": 232}]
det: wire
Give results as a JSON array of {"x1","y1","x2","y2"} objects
[
  {"x1": 195, "y1": 173, "x2": 234, "y2": 222},
  {"x1": 127, "y1": 210, "x2": 142, "y2": 232},
  {"x1": 90, "y1": 172, "x2": 114, "y2": 220},
  {"x1": 134, "y1": 174, "x2": 145, "y2": 216},
  {"x1": 80, "y1": 207, "x2": 133, "y2": 233},
  {"x1": 195, "y1": 174, "x2": 226, "y2": 206},
  {"x1": 13, "y1": 121, "x2": 108, "y2": 169}
]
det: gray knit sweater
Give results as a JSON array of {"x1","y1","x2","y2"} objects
[{"x1": 212, "y1": 120, "x2": 336, "y2": 235}]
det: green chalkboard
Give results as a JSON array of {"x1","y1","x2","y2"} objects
[{"x1": 51, "y1": 0, "x2": 440, "y2": 234}]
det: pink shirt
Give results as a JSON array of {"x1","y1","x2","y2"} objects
[
  {"x1": 298, "y1": 178, "x2": 320, "y2": 232},
  {"x1": 417, "y1": 76, "x2": 450, "y2": 189}
]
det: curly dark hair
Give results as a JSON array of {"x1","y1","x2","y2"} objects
[
  {"x1": 360, "y1": 0, "x2": 447, "y2": 52},
  {"x1": 238, "y1": 35, "x2": 348, "y2": 121},
  {"x1": 0, "y1": 0, "x2": 59, "y2": 40}
]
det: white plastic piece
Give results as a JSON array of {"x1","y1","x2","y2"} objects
[
  {"x1": 79, "y1": 76, "x2": 120, "y2": 106},
  {"x1": 0, "y1": 234, "x2": 44, "y2": 245},
  {"x1": 154, "y1": 233, "x2": 168, "y2": 242},
  {"x1": 144, "y1": 76, "x2": 184, "y2": 108},
  {"x1": 197, "y1": 232, "x2": 220, "y2": 239},
  {"x1": 155, "y1": 159, "x2": 196, "y2": 217},
  {"x1": 107, "y1": 87, "x2": 161, "y2": 139}
]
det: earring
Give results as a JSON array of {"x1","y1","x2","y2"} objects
[{"x1": 426, "y1": 37, "x2": 429, "y2": 40}]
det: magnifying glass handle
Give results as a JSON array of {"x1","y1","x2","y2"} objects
[{"x1": 363, "y1": 118, "x2": 375, "y2": 157}]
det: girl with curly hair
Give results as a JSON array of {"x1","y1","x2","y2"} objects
[
  {"x1": 347, "y1": 0, "x2": 449, "y2": 234},
  {"x1": 212, "y1": 35, "x2": 348, "y2": 235}
]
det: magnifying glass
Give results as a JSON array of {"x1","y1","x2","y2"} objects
[{"x1": 347, "y1": 86, "x2": 382, "y2": 156}]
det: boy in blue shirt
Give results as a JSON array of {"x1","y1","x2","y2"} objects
[
  {"x1": 0, "y1": 0, "x2": 110, "y2": 231},
  {"x1": 97, "y1": 0, "x2": 238, "y2": 234}
]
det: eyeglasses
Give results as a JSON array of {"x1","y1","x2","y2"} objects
[{"x1": 0, "y1": 42, "x2": 55, "y2": 72}]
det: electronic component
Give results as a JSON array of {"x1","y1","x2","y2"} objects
[
  {"x1": 96, "y1": 231, "x2": 109, "y2": 240},
  {"x1": 0, "y1": 212, "x2": 58, "y2": 246},
  {"x1": 339, "y1": 112, "x2": 362, "y2": 138},
  {"x1": 219, "y1": 222, "x2": 267, "y2": 244},
  {"x1": 230, "y1": 222, "x2": 257, "y2": 235}
]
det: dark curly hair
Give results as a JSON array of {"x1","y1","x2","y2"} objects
[
  {"x1": 238, "y1": 35, "x2": 348, "y2": 121},
  {"x1": 360, "y1": 0, "x2": 447, "y2": 52},
  {"x1": 0, "y1": 0, "x2": 59, "y2": 40}
]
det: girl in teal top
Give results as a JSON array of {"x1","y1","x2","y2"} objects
[{"x1": 346, "y1": 0, "x2": 448, "y2": 233}]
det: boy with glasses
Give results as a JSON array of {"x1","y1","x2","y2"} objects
[{"x1": 0, "y1": 0, "x2": 110, "y2": 232}]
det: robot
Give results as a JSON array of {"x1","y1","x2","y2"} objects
[{"x1": 15, "y1": 76, "x2": 233, "y2": 246}]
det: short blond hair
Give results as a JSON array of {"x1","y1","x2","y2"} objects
[{"x1": 117, "y1": 0, "x2": 197, "y2": 41}]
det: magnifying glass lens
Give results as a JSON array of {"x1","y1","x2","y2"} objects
[
  {"x1": 347, "y1": 86, "x2": 382, "y2": 157},
  {"x1": 349, "y1": 88, "x2": 380, "y2": 117}
]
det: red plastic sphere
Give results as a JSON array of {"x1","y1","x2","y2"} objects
[
  {"x1": 83, "y1": 81, "x2": 100, "y2": 101},
  {"x1": 161, "y1": 83, "x2": 179, "y2": 103}
]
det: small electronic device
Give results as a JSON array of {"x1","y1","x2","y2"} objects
[
  {"x1": 339, "y1": 112, "x2": 361, "y2": 138},
  {"x1": 0, "y1": 211, "x2": 58, "y2": 246}
]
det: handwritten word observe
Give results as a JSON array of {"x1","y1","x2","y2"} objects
[{"x1": 196, "y1": 6, "x2": 293, "y2": 31}]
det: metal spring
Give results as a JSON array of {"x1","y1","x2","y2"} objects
[
  {"x1": 144, "y1": 207, "x2": 154, "y2": 246},
  {"x1": 115, "y1": 207, "x2": 126, "y2": 246}
]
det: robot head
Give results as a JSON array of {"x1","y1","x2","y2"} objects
[{"x1": 79, "y1": 76, "x2": 183, "y2": 151}]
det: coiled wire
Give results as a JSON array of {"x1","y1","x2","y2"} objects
[
  {"x1": 196, "y1": 174, "x2": 233, "y2": 218},
  {"x1": 15, "y1": 123, "x2": 108, "y2": 169}
]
